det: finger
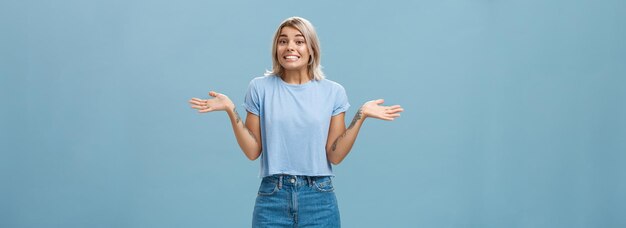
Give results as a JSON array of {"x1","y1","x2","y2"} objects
[
  {"x1": 190, "y1": 98, "x2": 204, "y2": 102},
  {"x1": 386, "y1": 108, "x2": 404, "y2": 114},
  {"x1": 209, "y1": 91, "x2": 219, "y2": 97},
  {"x1": 388, "y1": 105, "x2": 402, "y2": 110},
  {"x1": 198, "y1": 107, "x2": 214, "y2": 113},
  {"x1": 189, "y1": 100, "x2": 206, "y2": 105},
  {"x1": 374, "y1": 99, "x2": 385, "y2": 105},
  {"x1": 191, "y1": 105, "x2": 209, "y2": 110},
  {"x1": 384, "y1": 106, "x2": 402, "y2": 113},
  {"x1": 387, "y1": 114, "x2": 399, "y2": 120},
  {"x1": 370, "y1": 113, "x2": 393, "y2": 121},
  {"x1": 189, "y1": 99, "x2": 204, "y2": 104},
  {"x1": 191, "y1": 105, "x2": 213, "y2": 110},
  {"x1": 384, "y1": 106, "x2": 400, "y2": 112}
]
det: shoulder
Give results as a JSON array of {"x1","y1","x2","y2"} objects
[
  {"x1": 318, "y1": 78, "x2": 347, "y2": 92},
  {"x1": 248, "y1": 75, "x2": 278, "y2": 89},
  {"x1": 249, "y1": 75, "x2": 276, "y2": 85}
]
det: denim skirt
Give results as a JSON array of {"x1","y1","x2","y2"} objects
[{"x1": 252, "y1": 175, "x2": 340, "y2": 228}]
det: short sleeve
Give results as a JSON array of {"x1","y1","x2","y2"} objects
[
  {"x1": 243, "y1": 79, "x2": 260, "y2": 116},
  {"x1": 332, "y1": 85, "x2": 350, "y2": 116}
]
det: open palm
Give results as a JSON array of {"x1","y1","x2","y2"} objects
[
  {"x1": 189, "y1": 91, "x2": 233, "y2": 113},
  {"x1": 361, "y1": 99, "x2": 403, "y2": 121}
]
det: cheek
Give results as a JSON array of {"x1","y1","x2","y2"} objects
[
  {"x1": 275, "y1": 47, "x2": 284, "y2": 55},
  {"x1": 300, "y1": 46, "x2": 310, "y2": 55},
  {"x1": 300, "y1": 47, "x2": 310, "y2": 59}
]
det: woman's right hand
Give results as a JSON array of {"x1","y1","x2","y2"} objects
[{"x1": 189, "y1": 91, "x2": 234, "y2": 113}]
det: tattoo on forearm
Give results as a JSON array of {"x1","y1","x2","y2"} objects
[
  {"x1": 234, "y1": 107, "x2": 257, "y2": 141},
  {"x1": 331, "y1": 134, "x2": 342, "y2": 152},
  {"x1": 331, "y1": 108, "x2": 363, "y2": 152},
  {"x1": 233, "y1": 107, "x2": 242, "y2": 124},
  {"x1": 348, "y1": 108, "x2": 363, "y2": 130}
]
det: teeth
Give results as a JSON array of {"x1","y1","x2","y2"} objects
[{"x1": 285, "y1": 56, "x2": 299, "y2": 60}]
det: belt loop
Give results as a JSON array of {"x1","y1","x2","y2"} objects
[
  {"x1": 278, "y1": 175, "x2": 283, "y2": 189},
  {"x1": 307, "y1": 176, "x2": 312, "y2": 187}
]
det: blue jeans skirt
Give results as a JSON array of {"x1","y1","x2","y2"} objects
[{"x1": 252, "y1": 175, "x2": 341, "y2": 228}]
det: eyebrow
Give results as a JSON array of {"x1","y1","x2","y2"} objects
[{"x1": 279, "y1": 34, "x2": 305, "y2": 37}]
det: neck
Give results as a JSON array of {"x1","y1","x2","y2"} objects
[{"x1": 281, "y1": 69, "x2": 310, "y2": 85}]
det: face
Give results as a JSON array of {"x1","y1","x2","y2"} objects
[{"x1": 276, "y1": 26, "x2": 310, "y2": 73}]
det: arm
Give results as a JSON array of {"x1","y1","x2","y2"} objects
[
  {"x1": 326, "y1": 99, "x2": 403, "y2": 165},
  {"x1": 189, "y1": 91, "x2": 262, "y2": 160}
]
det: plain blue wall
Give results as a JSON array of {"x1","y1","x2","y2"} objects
[{"x1": 2, "y1": 0, "x2": 625, "y2": 227}]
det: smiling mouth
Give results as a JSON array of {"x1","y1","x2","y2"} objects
[{"x1": 284, "y1": 55, "x2": 300, "y2": 61}]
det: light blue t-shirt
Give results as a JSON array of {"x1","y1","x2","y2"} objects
[{"x1": 243, "y1": 75, "x2": 350, "y2": 177}]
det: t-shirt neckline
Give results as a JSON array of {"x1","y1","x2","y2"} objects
[{"x1": 276, "y1": 75, "x2": 315, "y2": 88}]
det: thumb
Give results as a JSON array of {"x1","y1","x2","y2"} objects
[
  {"x1": 208, "y1": 91, "x2": 218, "y2": 97},
  {"x1": 374, "y1": 99, "x2": 385, "y2": 105}
]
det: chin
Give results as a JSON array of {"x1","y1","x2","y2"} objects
[{"x1": 280, "y1": 64, "x2": 307, "y2": 71}]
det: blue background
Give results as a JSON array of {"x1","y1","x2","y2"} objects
[{"x1": 2, "y1": 0, "x2": 625, "y2": 227}]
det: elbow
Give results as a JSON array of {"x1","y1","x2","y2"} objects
[
  {"x1": 326, "y1": 148, "x2": 344, "y2": 165},
  {"x1": 246, "y1": 153, "x2": 260, "y2": 161},
  {"x1": 328, "y1": 156, "x2": 344, "y2": 165},
  {"x1": 245, "y1": 149, "x2": 262, "y2": 161}
]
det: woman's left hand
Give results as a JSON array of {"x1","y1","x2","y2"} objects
[{"x1": 360, "y1": 99, "x2": 404, "y2": 121}]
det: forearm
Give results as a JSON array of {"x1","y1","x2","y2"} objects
[
  {"x1": 327, "y1": 108, "x2": 365, "y2": 164},
  {"x1": 226, "y1": 107, "x2": 261, "y2": 160}
]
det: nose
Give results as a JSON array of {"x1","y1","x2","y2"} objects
[{"x1": 287, "y1": 41, "x2": 296, "y2": 51}]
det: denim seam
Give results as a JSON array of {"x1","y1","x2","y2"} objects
[
  {"x1": 258, "y1": 178, "x2": 279, "y2": 196},
  {"x1": 312, "y1": 180, "x2": 335, "y2": 192}
]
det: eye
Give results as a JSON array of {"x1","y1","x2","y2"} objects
[
  {"x1": 278, "y1": 39, "x2": 287, "y2": 45},
  {"x1": 296, "y1": 40, "x2": 305, "y2": 45}
]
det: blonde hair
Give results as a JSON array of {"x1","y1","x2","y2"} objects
[{"x1": 265, "y1": 16, "x2": 325, "y2": 80}]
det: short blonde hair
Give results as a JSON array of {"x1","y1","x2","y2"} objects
[{"x1": 265, "y1": 16, "x2": 325, "y2": 80}]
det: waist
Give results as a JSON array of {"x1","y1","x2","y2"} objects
[{"x1": 264, "y1": 174, "x2": 332, "y2": 187}]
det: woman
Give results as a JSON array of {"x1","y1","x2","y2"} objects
[{"x1": 189, "y1": 16, "x2": 403, "y2": 227}]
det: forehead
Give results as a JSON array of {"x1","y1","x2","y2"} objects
[{"x1": 279, "y1": 26, "x2": 304, "y2": 37}]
